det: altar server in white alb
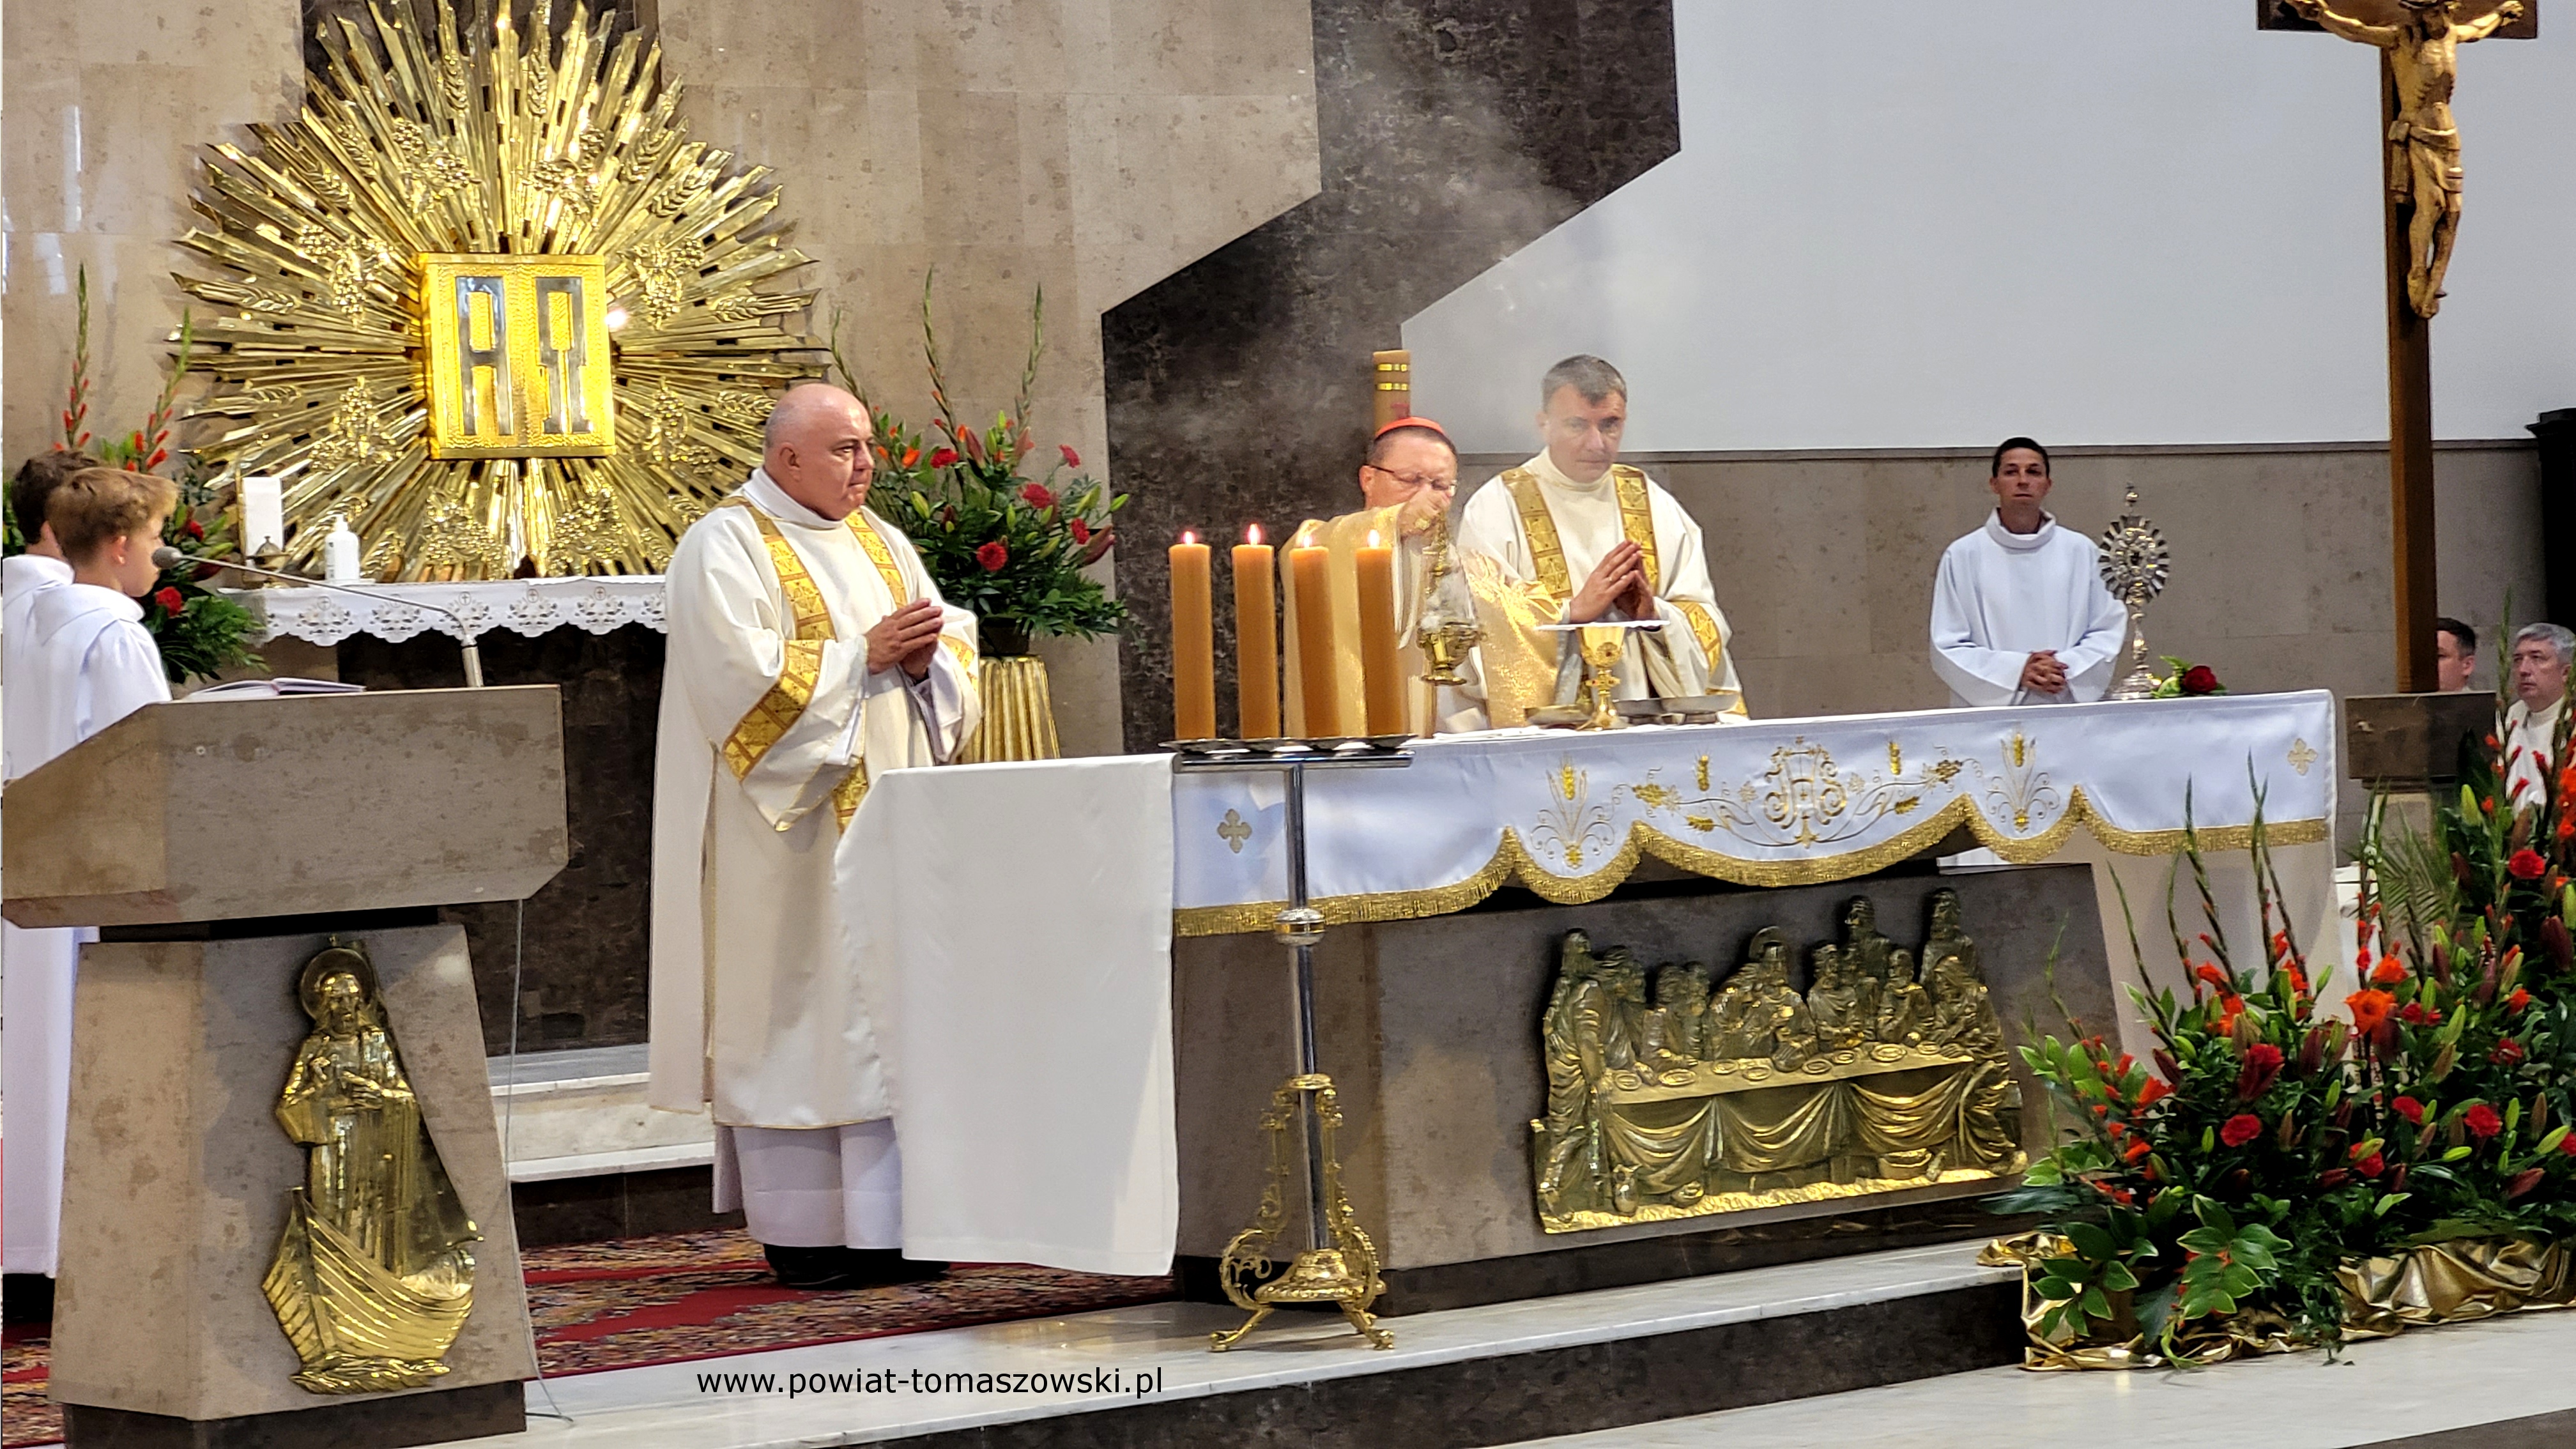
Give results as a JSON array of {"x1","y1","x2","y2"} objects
[
  {"x1": 1453, "y1": 355, "x2": 1746, "y2": 726},
  {"x1": 647, "y1": 382, "x2": 980, "y2": 1290},
  {"x1": 4, "y1": 467, "x2": 174, "y2": 1280},
  {"x1": 1928, "y1": 438, "x2": 2128, "y2": 707}
]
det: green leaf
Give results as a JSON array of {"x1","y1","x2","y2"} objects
[
  {"x1": 2375, "y1": 1192, "x2": 2412, "y2": 1216},
  {"x1": 2101, "y1": 1261, "x2": 2141, "y2": 1292},
  {"x1": 2065, "y1": 1222, "x2": 2116, "y2": 1261}
]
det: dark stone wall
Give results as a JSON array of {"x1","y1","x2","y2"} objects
[
  {"x1": 1104, "y1": 0, "x2": 1682, "y2": 750},
  {"x1": 337, "y1": 625, "x2": 663, "y2": 1055}
]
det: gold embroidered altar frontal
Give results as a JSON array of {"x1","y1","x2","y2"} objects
[{"x1": 1533, "y1": 891, "x2": 2024, "y2": 1232}]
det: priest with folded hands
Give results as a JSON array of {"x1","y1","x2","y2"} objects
[{"x1": 648, "y1": 381, "x2": 981, "y2": 1290}]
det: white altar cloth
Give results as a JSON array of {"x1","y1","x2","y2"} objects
[
  {"x1": 845, "y1": 753, "x2": 1177, "y2": 1276},
  {"x1": 233, "y1": 576, "x2": 666, "y2": 645},
  {"x1": 1171, "y1": 692, "x2": 2336, "y2": 935}
]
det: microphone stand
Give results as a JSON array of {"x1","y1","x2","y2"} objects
[{"x1": 155, "y1": 548, "x2": 485, "y2": 689}]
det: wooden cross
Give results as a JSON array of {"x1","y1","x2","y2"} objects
[{"x1": 2259, "y1": 0, "x2": 2539, "y2": 692}]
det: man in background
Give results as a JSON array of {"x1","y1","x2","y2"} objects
[
  {"x1": 2503, "y1": 622, "x2": 2570, "y2": 809},
  {"x1": 2435, "y1": 617, "x2": 2478, "y2": 693}
]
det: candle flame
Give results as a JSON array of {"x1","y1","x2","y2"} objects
[
  {"x1": 1246, "y1": 522, "x2": 1264, "y2": 546},
  {"x1": 1181, "y1": 529, "x2": 1197, "y2": 546},
  {"x1": 1367, "y1": 530, "x2": 1382, "y2": 548}
]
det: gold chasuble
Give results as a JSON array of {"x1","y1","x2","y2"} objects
[
  {"x1": 647, "y1": 470, "x2": 981, "y2": 1130},
  {"x1": 1452, "y1": 452, "x2": 1745, "y2": 727},
  {"x1": 1279, "y1": 503, "x2": 1445, "y2": 736}
]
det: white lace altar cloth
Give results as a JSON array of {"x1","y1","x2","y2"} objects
[
  {"x1": 1172, "y1": 691, "x2": 2337, "y2": 935},
  {"x1": 233, "y1": 576, "x2": 666, "y2": 645}
]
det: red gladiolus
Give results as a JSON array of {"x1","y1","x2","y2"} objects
[
  {"x1": 2347, "y1": 990, "x2": 2395, "y2": 1036},
  {"x1": 2510, "y1": 988, "x2": 2533, "y2": 1012},
  {"x1": 2121, "y1": 1137, "x2": 2153, "y2": 1163},
  {"x1": 928, "y1": 448, "x2": 960, "y2": 469},
  {"x1": 1059, "y1": 443, "x2": 1080, "y2": 468},
  {"x1": 2212, "y1": 994, "x2": 2246, "y2": 1033},
  {"x1": 2181, "y1": 664, "x2": 2220, "y2": 695},
  {"x1": 152, "y1": 586, "x2": 184, "y2": 615},
  {"x1": 2220, "y1": 1114, "x2": 2263, "y2": 1147},
  {"x1": 2510, "y1": 849, "x2": 2549, "y2": 881},
  {"x1": 975, "y1": 540, "x2": 1009, "y2": 572},
  {"x1": 1020, "y1": 483, "x2": 1056, "y2": 509},
  {"x1": 2105, "y1": 1186, "x2": 2134, "y2": 1206},
  {"x1": 2392, "y1": 1096, "x2": 2425, "y2": 1126},
  {"x1": 1070, "y1": 518, "x2": 1092, "y2": 545},
  {"x1": 2465, "y1": 1103, "x2": 2503, "y2": 1140},
  {"x1": 2135, "y1": 1077, "x2": 2172, "y2": 1109},
  {"x1": 902, "y1": 446, "x2": 921, "y2": 468},
  {"x1": 2237, "y1": 1043, "x2": 2285, "y2": 1100},
  {"x1": 2371, "y1": 955, "x2": 2406, "y2": 986},
  {"x1": 2193, "y1": 962, "x2": 2228, "y2": 988},
  {"x1": 2284, "y1": 964, "x2": 2309, "y2": 995}
]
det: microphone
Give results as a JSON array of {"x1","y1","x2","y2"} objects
[{"x1": 154, "y1": 546, "x2": 486, "y2": 689}]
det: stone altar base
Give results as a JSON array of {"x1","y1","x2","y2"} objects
[
  {"x1": 51, "y1": 923, "x2": 533, "y2": 1446},
  {"x1": 1174, "y1": 863, "x2": 2116, "y2": 1314}
]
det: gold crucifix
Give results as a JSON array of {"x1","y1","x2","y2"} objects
[{"x1": 2260, "y1": 0, "x2": 2538, "y2": 693}]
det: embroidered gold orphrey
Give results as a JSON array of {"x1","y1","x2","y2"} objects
[
  {"x1": 1531, "y1": 890, "x2": 2023, "y2": 1232},
  {"x1": 176, "y1": 0, "x2": 820, "y2": 579}
]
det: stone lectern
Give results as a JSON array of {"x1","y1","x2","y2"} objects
[{"x1": 2, "y1": 687, "x2": 568, "y2": 1449}]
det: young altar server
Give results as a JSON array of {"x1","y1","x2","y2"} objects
[
  {"x1": 1452, "y1": 355, "x2": 1746, "y2": 726},
  {"x1": 3, "y1": 467, "x2": 174, "y2": 1285},
  {"x1": 1280, "y1": 416, "x2": 1471, "y2": 735},
  {"x1": 647, "y1": 382, "x2": 981, "y2": 1290},
  {"x1": 1928, "y1": 438, "x2": 2128, "y2": 707},
  {"x1": 3, "y1": 452, "x2": 95, "y2": 779}
]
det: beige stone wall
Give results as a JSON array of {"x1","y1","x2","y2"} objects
[
  {"x1": 651, "y1": 0, "x2": 1322, "y2": 755},
  {"x1": 1, "y1": 0, "x2": 303, "y2": 471},
  {"x1": 1462, "y1": 440, "x2": 2545, "y2": 839}
]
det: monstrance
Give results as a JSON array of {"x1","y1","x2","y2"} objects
[{"x1": 2097, "y1": 489, "x2": 2172, "y2": 702}]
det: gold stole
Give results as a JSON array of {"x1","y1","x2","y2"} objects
[
  {"x1": 1493, "y1": 466, "x2": 1725, "y2": 677},
  {"x1": 715, "y1": 500, "x2": 919, "y2": 829}
]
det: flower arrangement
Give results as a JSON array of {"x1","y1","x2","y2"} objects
[
  {"x1": 3, "y1": 264, "x2": 257, "y2": 684},
  {"x1": 2149, "y1": 657, "x2": 2225, "y2": 698},
  {"x1": 2002, "y1": 721, "x2": 2576, "y2": 1365},
  {"x1": 828, "y1": 277, "x2": 1123, "y2": 656}
]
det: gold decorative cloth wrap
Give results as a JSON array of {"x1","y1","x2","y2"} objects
[
  {"x1": 956, "y1": 655, "x2": 1061, "y2": 763},
  {"x1": 1173, "y1": 691, "x2": 2336, "y2": 937},
  {"x1": 1984, "y1": 1232, "x2": 2576, "y2": 1370}
]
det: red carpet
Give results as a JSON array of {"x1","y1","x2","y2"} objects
[{"x1": 1, "y1": 1229, "x2": 1173, "y2": 1447}]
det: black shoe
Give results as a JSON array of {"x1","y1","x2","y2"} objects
[{"x1": 764, "y1": 1244, "x2": 949, "y2": 1289}]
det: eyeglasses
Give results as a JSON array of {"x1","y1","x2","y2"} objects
[{"x1": 1365, "y1": 464, "x2": 1456, "y2": 492}]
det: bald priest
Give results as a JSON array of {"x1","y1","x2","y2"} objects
[
  {"x1": 648, "y1": 381, "x2": 981, "y2": 1290},
  {"x1": 1452, "y1": 355, "x2": 1745, "y2": 726}
]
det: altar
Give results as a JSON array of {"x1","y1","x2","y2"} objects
[{"x1": 842, "y1": 691, "x2": 2340, "y2": 1311}]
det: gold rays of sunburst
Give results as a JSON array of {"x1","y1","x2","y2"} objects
[{"x1": 175, "y1": 0, "x2": 817, "y2": 578}]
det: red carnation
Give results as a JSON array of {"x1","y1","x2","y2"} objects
[
  {"x1": 1069, "y1": 518, "x2": 1091, "y2": 545},
  {"x1": 153, "y1": 586, "x2": 185, "y2": 615},
  {"x1": 2371, "y1": 955, "x2": 2406, "y2": 986},
  {"x1": 974, "y1": 540, "x2": 1009, "y2": 572},
  {"x1": 2353, "y1": 1151, "x2": 2386, "y2": 1178},
  {"x1": 2180, "y1": 664, "x2": 2220, "y2": 696},
  {"x1": 1059, "y1": 443, "x2": 1080, "y2": 468},
  {"x1": 2392, "y1": 1095, "x2": 2425, "y2": 1126},
  {"x1": 2220, "y1": 1114, "x2": 2263, "y2": 1147},
  {"x1": 2561, "y1": 1133, "x2": 2576, "y2": 1158},
  {"x1": 2492, "y1": 1038, "x2": 2526, "y2": 1065},
  {"x1": 928, "y1": 447, "x2": 960, "y2": 470},
  {"x1": 2465, "y1": 1103, "x2": 2503, "y2": 1140},
  {"x1": 2398, "y1": 1001, "x2": 2442, "y2": 1027},
  {"x1": 2510, "y1": 849, "x2": 2549, "y2": 882},
  {"x1": 2236, "y1": 1043, "x2": 2285, "y2": 1100},
  {"x1": 183, "y1": 517, "x2": 204, "y2": 540},
  {"x1": 1020, "y1": 483, "x2": 1056, "y2": 510}
]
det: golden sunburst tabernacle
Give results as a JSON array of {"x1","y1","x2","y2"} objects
[{"x1": 176, "y1": 0, "x2": 818, "y2": 578}]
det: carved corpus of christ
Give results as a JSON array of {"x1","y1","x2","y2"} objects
[{"x1": 2283, "y1": 0, "x2": 2526, "y2": 316}]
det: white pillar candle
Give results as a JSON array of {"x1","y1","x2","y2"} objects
[{"x1": 241, "y1": 475, "x2": 286, "y2": 554}]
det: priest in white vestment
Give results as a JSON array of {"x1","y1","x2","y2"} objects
[
  {"x1": 2503, "y1": 622, "x2": 2570, "y2": 811},
  {"x1": 1451, "y1": 355, "x2": 1745, "y2": 728},
  {"x1": 647, "y1": 383, "x2": 981, "y2": 1289},
  {"x1": 1929, "y1": 438, "x2": 2128, "y2": 707},
  {"x1": 4, "y1": 466, "x2": 174, "y2": 1280}
]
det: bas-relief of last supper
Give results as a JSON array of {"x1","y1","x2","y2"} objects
[{"x1": 1532, "y1": 888, "x2": 2026, "y2": 1232}]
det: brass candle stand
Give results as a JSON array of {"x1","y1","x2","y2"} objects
[{"x1": 1169, "y1": 736, "x2": 1411, "y2": 1352}]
